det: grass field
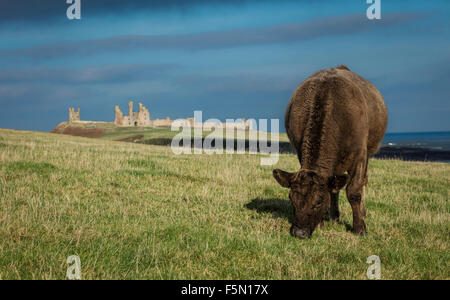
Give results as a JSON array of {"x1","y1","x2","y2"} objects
[
  {"x1": 0, "y1": 128, "x2": 449, "y2": 279},
  {"x1": 52, "y1": 121, "x2": 290, "y2": 144}
]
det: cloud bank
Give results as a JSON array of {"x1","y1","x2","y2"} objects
[
  {"x1": 1, "y1": 12, "x2": 424, "y2": 60},
  {"x1": 0, "y1": 0, "x2": 299, "y2": 24},
  {"x1": 0, "y1": 64, "x2": 177, "y2": 84}
]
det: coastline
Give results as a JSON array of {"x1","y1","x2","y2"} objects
[
  {"x1": 139, "y1": 138, "x2": 450, "y2": 163},
  {"x1": 46, "y1": 125, "x2": 450, "y2": 163},
  {"x1": 373, "y1": 146, "x2": 450, "y2": 162},
  {"x1": 274, "y1": 141, "x2": 450, "y2": 163},
  {"x1": 278, "y1": 142, "x2": 450, "y2": 162}
]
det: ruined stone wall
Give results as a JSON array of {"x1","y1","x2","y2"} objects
[
  {"x1": 112, "y1": 101, "x2": 252, "y2": 130},
  {"x1": 151, "y1": 117, "x2": 252, "y2": 130},
  {"x1": 137, "y1": 103, "x2": 151, "y2": 126},
  {"x1": 114, "y1": 106, "x2": 124, "y2": 126},
  {"x1": 183, "y1": 118, "x2": 252, "y2": 130},
  {"x1": 150, "y1": 117, "x2": 173, "y2": 127},
  {"x1": 68, "y1": 107, "x2": 80, "y2": 123},
  {"x1": 114, "y1": 101, "x2": 151, "y2": 127},
  {"x1": 222, "y1": 119, "x2": 252, "y2": 131}
]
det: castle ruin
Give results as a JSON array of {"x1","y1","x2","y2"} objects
[
  {"x1": 115, "y1": 101, "x2": 151, "y2": 127},
  {"x1": 68, "y1": 107, "x2": 80, "y2": 123},
  {"x1": 68, "y1": 101, "x2": 252, "y2": 130}
]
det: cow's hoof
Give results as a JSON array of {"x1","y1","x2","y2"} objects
[{"x1": 353, "y1": 224, "x2": 367, "y2": 236}]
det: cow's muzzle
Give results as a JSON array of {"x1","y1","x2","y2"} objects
[{"x1": 290, "y1": 225, "x2": 310, "y2": 239}]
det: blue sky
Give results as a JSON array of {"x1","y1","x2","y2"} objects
[{"x1": 0, "y1": 0, "x2": 449, "y2": 133}]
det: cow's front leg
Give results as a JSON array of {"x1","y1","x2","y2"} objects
[
  {"x1": 346, "y1": 156, "x2": 368, "y2": 235},
  {"x1": 320, "y1": 190, "x2": 340, "y2": 227},
  {"x1": 329, "y1": 191, "x2": 340, "y2": 222}
]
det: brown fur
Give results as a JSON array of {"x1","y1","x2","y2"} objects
[{"x1": 274, "y1": 65, "x2": 388, "y2": 238}]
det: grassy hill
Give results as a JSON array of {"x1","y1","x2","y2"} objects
[
  {"x1": 52, "y1": 121, "x2": 290, "y2": 144},
  {"x1": 0, "y1": 128, "x2": 448, "y2": 279}
]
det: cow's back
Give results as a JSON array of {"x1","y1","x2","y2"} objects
[{"x1": 285, "y1": 66, "x2": 388, "y2": 164}]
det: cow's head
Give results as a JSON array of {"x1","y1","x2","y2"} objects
[{"x1": 273, "y1": 169, "x2": 348, "y2": 238}]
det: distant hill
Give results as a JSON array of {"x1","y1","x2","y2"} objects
[{"x1": 50, "y1": 122, "x2": 450, "y2": 162}]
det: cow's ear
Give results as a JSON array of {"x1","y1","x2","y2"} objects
[
  {"x1": 273, "y1": 169, "x2": 295, "y2": 188},
  {"x1": 328, "y1": 174, "x2": 349, "y2": 193}
]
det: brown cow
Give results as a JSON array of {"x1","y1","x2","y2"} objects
[{"x1": 273, "y1": 65, "x2": 388, "y2": 238}]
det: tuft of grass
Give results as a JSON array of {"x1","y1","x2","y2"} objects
[{"x1": 0, "y1": 128, "x2": 448, "y2": 280}]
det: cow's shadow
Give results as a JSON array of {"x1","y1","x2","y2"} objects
[{"x1": 245, "y1": 198, "x2": 293, "y2": 223}]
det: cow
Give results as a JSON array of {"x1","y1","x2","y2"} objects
[{"x1": 273, "y1": 65, "x2": 388, "y2": 238}]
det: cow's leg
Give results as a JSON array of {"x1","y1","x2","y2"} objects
[
  {"x1": 320, "y1": 191, "x2": 340, "y2": 227},
  {"x1": 346, "y1": 155, "x2": 369, "y2": 235},
  {"x1": 329, "y1": 191, "x2": 340, "y2": 222}
]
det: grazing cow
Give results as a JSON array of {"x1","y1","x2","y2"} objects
[{"x1": 273, "y1": 65, "x2": 388, "y2": 238}]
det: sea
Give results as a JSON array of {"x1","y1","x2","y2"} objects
[{"x1": 382, "y1": 131, "x2": 450, "y2": 151}]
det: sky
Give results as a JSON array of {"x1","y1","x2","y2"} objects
[{"x1": 0, "y1": 0, "x2": 449, "y2": 133}]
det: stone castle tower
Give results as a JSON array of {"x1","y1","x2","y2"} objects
[
  {"x1": 114, "y1": 101, "x2": 151, "y2": 127},
  {"x1": 66, "y1": 102, "x2": 251, "y2": 130},
  {"x1": 68, "y1": 107, "x2": 80, "y2": 123}
]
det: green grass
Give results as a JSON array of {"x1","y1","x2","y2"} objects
[
  {"x1": 0, "y1": 128, "x2": 449, "y2": 279},
  {"x1": 102, "y1": 125, "x2": 181, "y2": 141}
]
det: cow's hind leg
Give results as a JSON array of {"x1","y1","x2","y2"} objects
[{"x1": 346, "y1": 155, "x2": 369, "y2": 235}]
